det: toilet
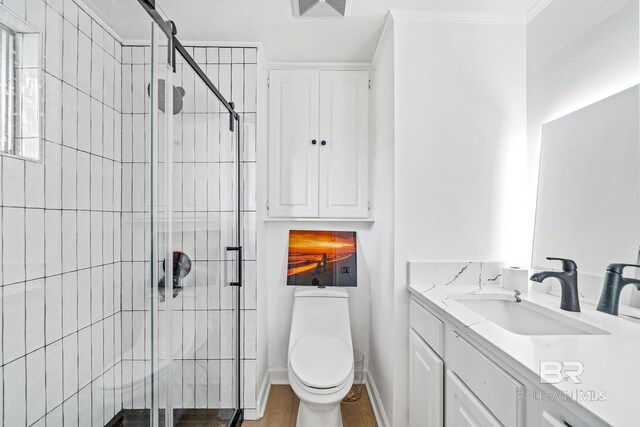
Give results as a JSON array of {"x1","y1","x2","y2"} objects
[{"x1": 288, "y1": 287, "x2": 354, "y2": 427}]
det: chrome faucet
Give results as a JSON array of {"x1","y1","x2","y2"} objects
[
  {"x1": 529, "y1": 257, "x2": 581, "y2": 312},
  {"x1": 596, "y1": 264, "x2": 640, "y2": 315}
]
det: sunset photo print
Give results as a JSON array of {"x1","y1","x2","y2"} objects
[{"x1": 286, "y1": 230, "x2": 357, "y2": 287}]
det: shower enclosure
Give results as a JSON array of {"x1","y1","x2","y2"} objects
[
  {"x1": 125, "y1": 2, "x2": 245, "y2": 425},
  {"x1": 0, "y1": 0, "x2": 248, "y2": 425}
]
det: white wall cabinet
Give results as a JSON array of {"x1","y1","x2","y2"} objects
[
  {"x1": 409, "y1": 330, "x2": 444, "y2": 427},
  {"x1": 268, "y1": 69, "x2": 369, "y2": 218},
  {"x1": 267, "y1": 69, "x2": 320, "y2": 218}
]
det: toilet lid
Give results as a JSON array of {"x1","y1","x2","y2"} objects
[{"x1": 290, "y1": 336, "x2": 353, "y2": 389}]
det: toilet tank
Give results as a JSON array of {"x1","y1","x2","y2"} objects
[{"x1": 289, "y1": 287, "x2": 352, "y2": 347}]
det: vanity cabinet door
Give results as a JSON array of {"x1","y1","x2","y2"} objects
[
  {"x1": 318, "y1": 70, "x2": 369, "y2": 218},
  {"x1": 268, "y1": 69, "x2": 320, "y2": 217},
  {"x1": 445, "y1": 370, "x2": 501, "y2": 427},
  {"x1": 409, "y1": 330, "x2": 444, "y2": 427}
]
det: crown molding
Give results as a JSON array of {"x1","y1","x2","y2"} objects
[
  {"x1": 265, "y1": 62, "x2": 373, "y2": 70},
  {"x1": 526, "y1": 0, "x2": 553, "y2": 23},
  {"x1": 370, "y1": 9, "x2": 527, "y2": 65}
]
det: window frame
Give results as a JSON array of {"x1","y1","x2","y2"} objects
[
  {"x1": 0, "y1": 22, "x2": 16, "y2": 155},
  {"x1": 0, "y1": 5, "x2": 43, "y2": 163}
]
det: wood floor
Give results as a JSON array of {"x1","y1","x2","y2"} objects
[{"x1": 243, "y1": 385, "x2": 377, "y2": 427}]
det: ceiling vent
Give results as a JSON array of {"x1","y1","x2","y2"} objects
[{"x1": 293, "y1": 0, "x2": 351, "y2": 18}]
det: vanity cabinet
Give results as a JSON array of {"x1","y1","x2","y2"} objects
[
  {"x1": 445, "y1": 329, "x2": 524, "y2": 426},
  {"x1": 267, "y1": 69, "x2": 369, "y2": 218},
  {"x1": 409, "y1": 295, "x2": 601, "y2": 427},
  {"x1": 409, "y1": 330, "x2": 444, "y2": 427},
  {"x1": 410, "y1": 297, "x2": 521, "y2": 426}
]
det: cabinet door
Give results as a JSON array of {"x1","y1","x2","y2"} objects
[
  {"x1": 318, "y1": 70, "x2": 369, "y2": 218},
  {"x1": 409, "y1": 330, "x2": 444, "y2": 427},
  {"x1": 268, "y1": 69, "x2": 319, "y2": 217},
  {"x1": 445, "y1": 370, "x2": 501, "y2": 427}
]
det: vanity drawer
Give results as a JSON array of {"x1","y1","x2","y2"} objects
[
  {"x1": 446, "y1": 330, "x2": 525, "y2": 426},
  {"x1": 409, "y1": 299, "x2": 443, "y2": 356}
]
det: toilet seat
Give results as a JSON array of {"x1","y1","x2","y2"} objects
[{"x1": 290, "y1": 336, "x2": 353, "y2": 390}]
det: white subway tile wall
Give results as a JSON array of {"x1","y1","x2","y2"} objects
[
  {"x1": 0, "y1": 0, "x2": 123, "y2": 425},
  {"x1": 119, "y1": 44, "x2": 258, "y2": 413},
  {"x1": 1, "y1": 0, "x2": 258, "y2": 423}
]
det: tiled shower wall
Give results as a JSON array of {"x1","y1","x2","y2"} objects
[
  {"x1": 0, "y1": 0, "x2": 123, "y2": 425},
  {"x1": 1, "y1": 0, "x2": 259, "y2": 424},
  {"x1": 120, "y1": 45, "x2": 258, "y2": 413}
]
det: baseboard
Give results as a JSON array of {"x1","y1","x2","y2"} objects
[
  {"x1": 243, "y1": 408, "x2": 258, "y2": 420},
  {"x1": 243, "y1": 372, "x2": 271, "y2": 421},
  {"x1": 366, "y1": 370, "x2": 391, "y2": 427},
  {"x1": 256, "y1": 371, "x2": 271, "y2": 419}
]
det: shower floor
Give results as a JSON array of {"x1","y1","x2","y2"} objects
[{"x1": 111, "y1": 409, "x2": 234, "y2": 427}]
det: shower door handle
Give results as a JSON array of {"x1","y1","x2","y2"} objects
[{"x1": 226, "y1": 246, "x2": 243, "y2": 287}]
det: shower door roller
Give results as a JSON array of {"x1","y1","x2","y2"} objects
[{"x1": 226, "y1": 246, "x2": 243, "y2": 287}]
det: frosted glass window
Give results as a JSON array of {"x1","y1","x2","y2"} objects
[
  {"x1": 0, "y1": 10, "x2": 42, "y2": 161},
  {"x1": 0, "y1": 23, "x2": 15, "y2": 154}
]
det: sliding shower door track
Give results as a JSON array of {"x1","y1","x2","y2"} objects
[{"x1": 135, "y1": 0, "x2": 240, "y2": 126}]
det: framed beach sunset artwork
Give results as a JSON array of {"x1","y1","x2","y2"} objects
[{"x1": 286, "y1": 230, "x2": 358, "y2": 287}]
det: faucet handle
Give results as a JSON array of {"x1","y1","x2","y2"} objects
[
  {"x1": 606, "y1": 263, "x2": 640, "y2": 275},
  {"x1": 546, "y1": 257, "x2": 577, "y2": 272}
]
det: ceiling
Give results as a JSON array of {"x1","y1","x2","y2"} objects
[{"x1": 83, "y1": 0, "x2": 541, "y2": 62}]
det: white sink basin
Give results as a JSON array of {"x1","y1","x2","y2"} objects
[{"x1": 452, "y1": 294, "x2": 609, "y2": 336}]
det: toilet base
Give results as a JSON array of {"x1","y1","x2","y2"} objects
[{"x1": 296, "y1": 400, "x2": 343, "y2": 427}]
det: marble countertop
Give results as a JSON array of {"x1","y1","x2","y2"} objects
[{"x1": 409, "y1": 282, "x2": 640, "y2": 426}]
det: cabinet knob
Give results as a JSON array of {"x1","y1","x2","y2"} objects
[
  {"x1": 311, "y1": 139, "x2": 317, "y2": 145},
  {"x1": 321, "y1": 140, "x2": 327, "y2": 146}
]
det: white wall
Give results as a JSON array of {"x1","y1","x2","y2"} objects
[
  {"x1": 366, "y1": 12, "x2": 527, "y2": 426},
  {"x1": 393, "y1": 13, "x2": 528, "y2": 266},
  {"x1": 254, "y1": 46, "x2": 270, "y2": 418},
  {"x1": 368, "y1": 17, "x2": 395, "y2": 426},
  {"x1": 526, "y1": 0, "x2": 640, "y2": 253},
  {"x1": 393, "y1": 15, "x2": 527, "y2": 426},
  {"x1": 263, "y1": 221, "x2": 372, "y2": 382}
]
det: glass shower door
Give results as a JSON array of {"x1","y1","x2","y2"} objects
[
  {"x1": 146, "y1": 15, "x2": 243, "y2": 426},
  {"x1": 165, "y1": 49, "x2": 242, "y2": 426},
  {"x1": 122, "y1": 10, "x2": 174, "y2": 427},
  {"x1": 149, "y1": 14, "x2": 171, "y2": 427}
]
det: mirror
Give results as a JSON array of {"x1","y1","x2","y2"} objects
[{"x1": 532, "y1": 85, "x2": 640, "y2": 307}]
